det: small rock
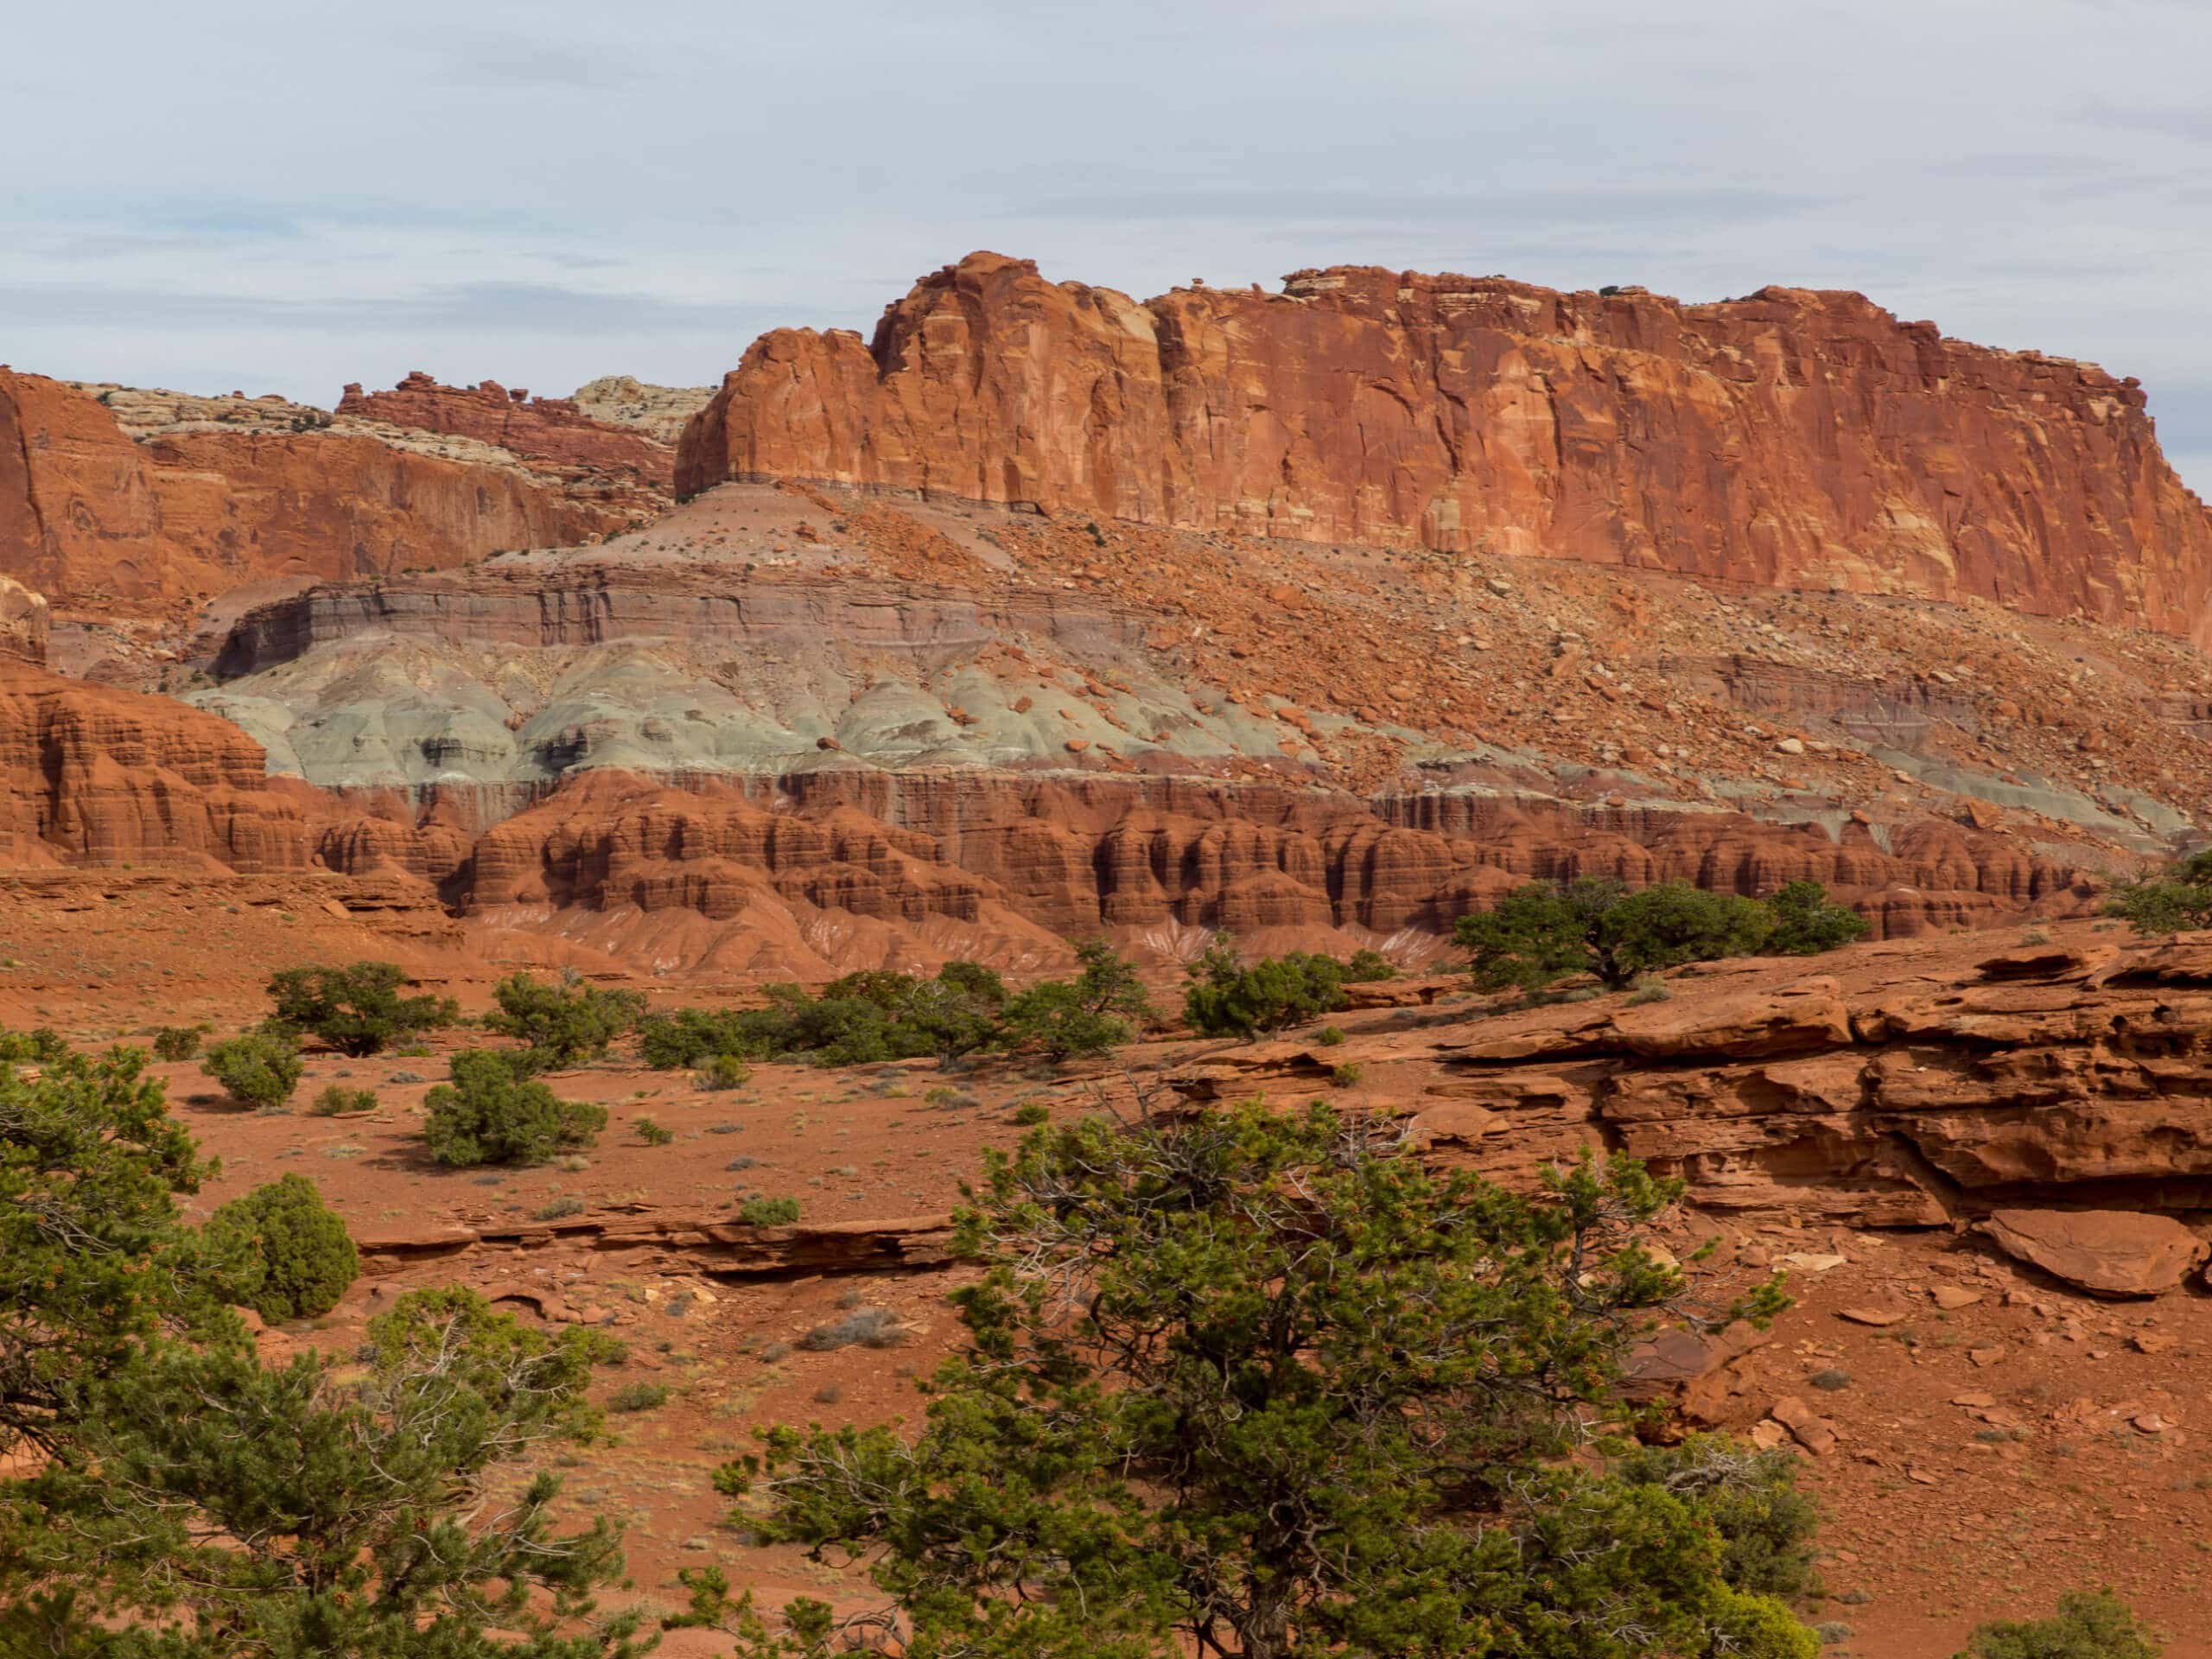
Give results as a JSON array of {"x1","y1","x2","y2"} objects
[
  {"x1": 1837, "y1": 1306, "x2": 1910, "y2": 1326},
  {"x1": 1929, "y1": 1285, "x2": 1984, "y2": 1310}
]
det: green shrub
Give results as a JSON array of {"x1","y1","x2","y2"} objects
[
  {"x1": 1956, "y1": 1588, "x2": 2160, "y2": 1658},
  {"x1": 1012, "y1": 1102, "x2": 1050, "y2": 1126},
  {"x1": 1624, "y1": 976, "x2": 1672, "y2": 1006},
  {"x1": 482, "y1": 972, "x2": 645, "y2": 1071},
  {"x1": 739, "y1": 1194, "x2": 801, "y2": 1227},
  {"x1": 1330, "y1": 1063, "x2": 1363, "y2": 1089},
  {"x1": 0, "y1": 1027, "x2": 69, "y2": 1065},
  {"x1": 635, "y1": 1116, "x2": 674, "y2": 1147},
  {"x1": 2107, "y1": 849, "x2": 2212, "y2": 936},
  {"x1": 200, "y1": 1032, "x2": 304, "y2": 1109},
  {"x1": 534, "y1": 1195, "x2": 587, "y2": 1221},
  {"x1": 1614, "y1": 1436, "x2": 1822, "y2": 1602},
  {"x1": 693, "y1": 1052, "x2": 751, "y2": 1091},
  {"x1": 422, "y1": 1050, "x2": 607, "y2": 1167},
  {"x1": 151, "y1": 1024, "x2": 210, "y2": 1063},
  {"x1": 1455, "y1": 878, "x2": 1774, "y2": 994},
  {"x1": 1315, "y1": 1025, "x2": 1347, "y2": 1046},
  {"x1": 639, "y1": 1007, "x2": 770, "y2": 1071},
  {"x1": 1182, "y1": 937, "x2": 1349, "y2": 1039},
  {"x1": 610, "y1": 1381, "x2": 670, "y2": 1413},
  {"x1": 1342, "y1": 948, "x2": 1397, "y2": 982},
  {"x1": 203, "y1": 1173, "x2": 359, "y2": 1322},
  {"x1": 995, "y1": 982, "x2": 1130, "y2": 1062},
  {"x1": 266, "y1": 961, "x2": 458, "y2": 1057},
  {"x1": 1762, "y1": 880, "x2": 1869, "y2": 956},
  {"x1": 308, "y1": 1084, "x2": 377, "y2": 1116}
]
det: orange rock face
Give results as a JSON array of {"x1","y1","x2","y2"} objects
[
  {"x1": 0, "y1": 661, "x2": 316, "y2": 869},
  {"x1": 0, "y1": 371, "x2": 637, "y2": 605},
  {"x1": 338, "y1": 372, "x2": 675, "y2": 489},
  {"x1": 680, "y1": 251, "x2": 2212, "y2": 643}
]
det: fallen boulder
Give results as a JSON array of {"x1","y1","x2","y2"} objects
[{"x1": 1980, "y1": 1207, "x2": 2206, "y2": 1298}]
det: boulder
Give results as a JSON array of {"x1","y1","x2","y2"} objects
[{"x1": 1980, "y1": 1208, "x2": 2206, "y2": 1298}]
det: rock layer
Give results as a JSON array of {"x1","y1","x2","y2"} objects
[
  {"x1": 1169, "y1": 935, "x2": 2212, "y2": 1226},
  {"x1": 0, "y1": 660, "x2": 317, "y2": 869},
  {"x1": 0, "y1": 371, "x2": 639, "y2": 606},
  {"x1": 338, "y1": 372, "x2": 676, "y2": 489},
  {"x1": 680, "y1": 251, "x2": 2212, "y2": 643}
]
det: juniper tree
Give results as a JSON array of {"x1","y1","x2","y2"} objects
[{"x1": 715, "y1": 1099, "x2": 1808, "y2": 1659}]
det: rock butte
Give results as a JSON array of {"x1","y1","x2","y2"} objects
[{"x1": 681, "y1": 251, "x2": 2212, "y2": 645}]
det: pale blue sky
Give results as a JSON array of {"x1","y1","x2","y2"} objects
[{"x1": 7, "y1": 0, "x2": 2209, "y2": 491}]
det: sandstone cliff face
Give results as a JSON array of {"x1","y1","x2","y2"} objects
[
  {"x1": 0, "y1": 372, "x2": 638, "y2": 605},
  {"x1": 680, "y1": 252, "x2": 2212, "y2": 643},
  {"x1": 425, "y1": 767, "x2": 2096, "y2": 975},
  {"x1": 0, "y1": 661, "x2": 316, "y2": 869},
  {"x1": 338, "y1": 372, "x2": 676, "y2": 489}
]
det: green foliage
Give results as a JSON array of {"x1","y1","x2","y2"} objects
[
  {"x1": 639, "y1": 1006, "x2": 768, "y2": 1070},
  {"x1": 483, "y1": 972, "x2": 645, "y2": 1071},
  {"x1": 2107, "y1": 848, "x2": 2212, "y2": 937},
  {"x1": 721, "y1": 1101, "x2": 1799, "y2": 1659},
  {"x1": 423, "y1": 1050, "x2": 607, "y2": 1167},
  {"x1": 1329, "y1": 1062, "x2": 1363, "y2": 1088},
  {"x1": 1011, "y1": 1102, "x2": 1050, "y2": 1126},
  {"x1": 203, "y1": 1173, "x2": 359, "y2": 1323},
  {"x1": 308, "y1": 1084, "x2": 377, "y2": 1116},
  {"x1": 738, "y1": 1194, "x2": 801, "y2": 1227},
  {"x1": 1342, "y1": 947, "x2": 1397, "y2": 982},
  {"x1": 995, "y1": 938, "x2": 1154, "y2": 1063},
  {"x1": 150, "y1": 1025, "x2": 209, "y2": 1063},
  {"x1": 1763, "y1": 880, "x2": 1871, "y2": 956},
  {"x1": 266, "y1": 960, "x2": 458, "y2": 1058},
  {"x1": 995, "y1": 981, "x2": 1130, "y2": 1062},
  {"x1": 0, "y1": 1056, "x2": 640, "y2": 1659},
  {"x1": 1452, "y1": 881, "x2": 1597, "y2": 993},
  {"x1": 1956, "y1": 1588, "x2": 2162, "y2": 1659},
  {"x1": 200, "y1": 1031, "x2": 304, "y2": 1109},
  {"x1": 610, "y1": 1381, "x2": 670, "y2": 1413},
  {"x1": 693, "y1": 1052, "x2": 752, "y2": 1092},
  {"x1": 1615, "y1": 1435, "x2": 1824, "y2": 1602},
  {"x1": 0, "y1": 1027, "x2": 70, "y2": 1065},
  {"x1": 1181, "y1": 936, "x2": 1350, "y2": 1039},
  {"x1": 0, "y1": 1046, "x2": 210, "y2": 1463},
  {"x1": 8, "y1": 1286, "x2": 639, "y2": 1659},
  {"x1": 1457, "y1": 877, "x2": 1853, "y2": 994},
  {"x1": 634, "y1": 1116, "x2": 674, "y2": 1147}
]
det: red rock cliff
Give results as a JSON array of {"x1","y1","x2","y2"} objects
[
  {"x1": 339, "y1": 372, "x2": 674, "y2": 488},
  {"x1": 0, "y1": 371, "x2": 637, "y2": 604},
  {"x1": 679, "y1": 251, "x2": 2212, "y2": 643}
]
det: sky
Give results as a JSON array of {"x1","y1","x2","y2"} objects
[{"x1": 7, "y1": 0, "x2": 2211, "y2": 491}]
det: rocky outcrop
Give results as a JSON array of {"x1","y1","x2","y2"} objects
[
  {"x1": 339, "y1": 372, "x2": 675, "y2": 488},
  {"x1": 680, "y1": 251, "x2": 2212, "y2": 644},
  {"x1": 0, "y1": 661, "x2": 317, "y2": 868},
  {"x1": 569, "y1": 376, "x2": 715, "y2": 444},
  {"x1": 1166, "y1": 933, "x2": 2212, "y2": 1227},
  {"x1": 353, "y1": 1208, "x2": 957, "y2": 1278},
  {"x1": 0, "y1": 371, "x2": 639, "y2": 606},
  {"x1": 0, "y1": 577, "x2": 49, "y2": 666}
]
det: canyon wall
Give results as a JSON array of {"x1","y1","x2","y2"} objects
[
  {"x1": 0, "y1": 371, "x2": 639, "y2": 605},
  {"x1": 679, "y1": 251, "x2": 2212, "y2": 643}
]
